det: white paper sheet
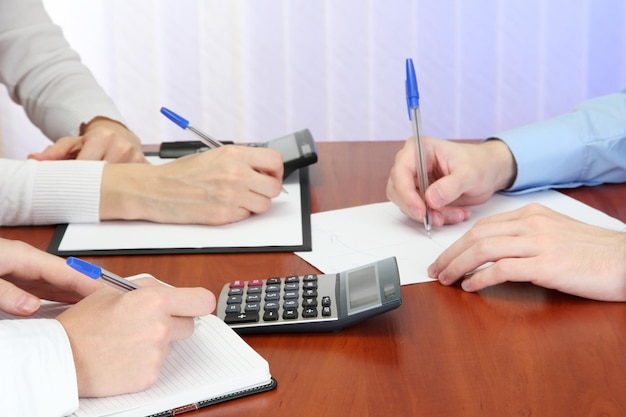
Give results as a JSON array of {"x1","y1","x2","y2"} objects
[{"x1": 296, "y1": 190, "x2": 626, "y2": 285}]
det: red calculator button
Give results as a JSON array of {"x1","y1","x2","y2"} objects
[
  {"x1": 249, "y1": 279, "x2": 264, "y2": 287},
  {"x1": 230, "y1": 280, "x2": 245, "y2": 288}
]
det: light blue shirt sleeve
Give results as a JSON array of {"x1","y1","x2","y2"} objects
[{"x1": 495, "y1": 89, "x2": 626, "y2": 194}]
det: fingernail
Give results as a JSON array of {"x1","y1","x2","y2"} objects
[
  {"x1": 427, "y1": 264, "x2": 437, "y2": 278},
  {"x1": 461, "y1": 279, "x2": 472, "y2": 292},
  {"x1": 408, "y1": 204, "x2": 422, "y2": 220},
  {"x1": 17, "y1": 295, "x2": 40, "y2": 314},
  {"x1": 438, "y1": 270, "x2": 448, "y2": 284},
  {"x1": 429, "y1": 187, "x2": 445, "y2": 208}
]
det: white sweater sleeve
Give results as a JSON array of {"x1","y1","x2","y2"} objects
[
  {"x1": 0, "y1": 319, "x2": 79, "y2": 417},
  {"x1": 0, "y1": 0, "x2": 125, "y2": 140},
  {"x1": 0, "y1": 159, "x2": 104, "y2": 226}
]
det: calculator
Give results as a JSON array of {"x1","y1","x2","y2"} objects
[{"x1": 216, "y1": 257, "x2": 402, "y2": 334}]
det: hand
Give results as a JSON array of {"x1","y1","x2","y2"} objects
[
  {"x1": 427, "y1": 203, "x2": 626, "y2": 301},
  {"x1": 100, "y1": 145, "x2": 285, "y2": 225},
  {"x1": 386, "y1": 137, "x2": 517, "y2": 226},
  {"x1": 56, "y1": 277, "x2": 216, "y2": 397},
  {"x1": 0, "y1": 239, "x2": 102, "y2": 316},
  {"x1": 28, "y1": 117, "x2": 146, "y2": 163}
]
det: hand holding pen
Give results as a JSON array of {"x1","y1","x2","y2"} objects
[
  {"x1": 160, "y1": 107, "x2": 287, "y2": 194},
  {"x1": 58, "y1": 257, "x2": 215, "y2": 397},
  {"x1": 67, "y1": 257, "x2": 209, "y2": 323}
]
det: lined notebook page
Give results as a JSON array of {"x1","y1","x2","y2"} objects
[
  {"x1": 0, "y1": 299, "x2": 271, "y2": 417},
  {"x1": 74, "y1": 313, "x2": 271, "y2": 417}
]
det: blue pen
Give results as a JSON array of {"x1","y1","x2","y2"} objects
[
  {"x1": 405, "y1": 58, "x2": 432, "y2": 238},
  {"x1": 67, "y1": 257, "x2": 202, "y2": 325},
  {"x1": 160, "y1": 107, "x2": 224, "y2": 149},
  {"x1": 67, "y1": 257, "x2": 139, "y2": 292}
]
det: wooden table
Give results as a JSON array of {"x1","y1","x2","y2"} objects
[{"x1": 2, "y1": 141, "x2": 625, "y2": 416}]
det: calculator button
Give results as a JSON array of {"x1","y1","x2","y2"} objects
[
  {"x1": 245, "y1": 303, "x2": 260, "y2": 312},
  {"x1": 303, "y1": 281, "x2": 318, "y2": 290},
  {"x1": 322, "y1": 306, "x2": 332, "y2": 317},
  {"x1": 264, "y1": 302, "x2": 279, "y2": 311},
  {"x1": 284, "y1": 282, "x2": 299, "y2": 291},
  {"x1": 303, "y1": 274, "x2": 318, "y2": 282},
  {"x1": 246, "y1": 294, "x2": 261, "y2": 303},
  {"x1": 303, "y1": 289, "x2": 318, "y2": 297},
  {"x1": 283, "y1": 300, "x2": 298, "y2": 310},
  {"x1": 225, "y1": 312, "x2": 259, "y2": 324},
  {"x1": 263, "y1": 310, "x2": 280, "y2": 321},
  {"x1": 249, "y1": 279, "x2": 263, "y2": 287},
  {"x1": 230, "y1": 280, "x2": 245, "y2": 288},
  {"x1": 302, "y1": 297, "x2": 318, "y2": 307},
  {"x1": 302, "y1": 307, "x2": 318, "y2": 318},
  {"x1": 283, "y1": 291, "x2": 299, "y2": 300},
  {"x1": 265, "y1": 284, "x2": 281, "y2": 293},
  {"x1": 264, "y1": 292, "x2": 280, "y2": 302},
  {"x1": 283, "y1": 309, "x2": 298, "y2": 320},
  {"x1": 285, "y1": 276, "x2": 299, "y2": 283},
  {"x1": 246, "y1": 286, "x2": 262, "y2": 295},
  {"x1": 225, "y1": 304, "x2": 241, "y2": 314},
  {"x1": 228, "y1": 287, "x2": 243, "y2": 296},
  {"x1": 266, "y1": 277, "x2": 281, "y2": 285},
  {"x1": 322, "y1": 296, "x2": 331, "y2": 307},
  {"x1": 227, "y1": 295, "x2": 242, "y2": 304}
]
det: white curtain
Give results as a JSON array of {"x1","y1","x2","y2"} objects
[{"x1": 1, "y1": 0, "x2": 625, "y2": 159}]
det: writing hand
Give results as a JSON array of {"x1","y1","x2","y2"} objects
[
  {"x1": 56, "y1": 277, "x2": 216, "y2": 397},
  {"x1": 386, "y1": 136, "x2": 516, "y2": 226},
  {"x1": 100, "y1": 145, "x2": 284, "y2": 225},
  {"x1": 428, "y1": 203, "x2": 626, "y2": 301}
]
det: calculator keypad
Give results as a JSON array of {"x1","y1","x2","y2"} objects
[{"x1": 218, "y1": 273, "x2": 339, "y2": 329}]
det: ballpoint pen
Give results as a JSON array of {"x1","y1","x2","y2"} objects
[
  {"x1": 67, "y1": 257, "x2": 202, "y2": 324},
  {"x1": 160, "y1": 106, "x2": 288, "y2": 194},
  {"x1": 160, "y1": 107, "x2": 224, "y2": 149},
  {"x1": 405, "y1": 58, "x2": 432, "y2": 238},
  {"x1": 66, "y1": 256, "x2": 139, "y2": 292}
]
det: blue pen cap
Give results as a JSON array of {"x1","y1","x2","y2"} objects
[
  {"x1": 160, "y1": 107, "x2": 190, "y2": 129},
  {"x1": 405, "y1": 58, "x2": 420, "y2": 119},
  {"x1": 67, "y1": 257, "x2": 102, "y2": 280}
]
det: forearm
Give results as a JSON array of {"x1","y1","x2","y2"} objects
[
  {"x1": 495, "y1": 90, "x2": 626, "y2": 193},
  {"x1": 0, "y1": 0, "x2": 125, "y2": 140}
]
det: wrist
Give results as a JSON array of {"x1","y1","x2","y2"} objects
[
  {"x1": 483, "y1": 138, "x2": 517, "y2": 191},
  {"x1": 80, "y1": 117, "x2": 142, "y2": 147},
  {"x1": 100, "y1": 163, "x2": 156, "y2": 220}
]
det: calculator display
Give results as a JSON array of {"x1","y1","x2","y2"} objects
[
  {"x1": 346, "y1": 265, "x2": 381, "y2": 314},
  {"x1": 265, "y1": 133, "x2": 302, "y2": 161}
]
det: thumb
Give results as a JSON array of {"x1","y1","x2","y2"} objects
[
  {"x1": 0, "y1": 279, "x2": 41, "y2": 316},
  {"x1": 425, "y1": 173, "x2": 467, "y2": 209}
]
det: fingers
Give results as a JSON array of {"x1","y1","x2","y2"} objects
[
  {"x1": 28, "y1": 137, "x2": 82, "y2": 161},
  {"x1": 386, "y1": 138, "x2": 426, "y2": 222},
  {"x1": 0, "y1": 279, "x2": 41, "y2": 316},
  {"x1": 460, "y1": 258, "x2": 534, "y2": 292},
  {"x1": 244, "y1": 146, "x2": 285, "y2": 181},
  {"x1": 76, "y1": 137, "x2": 146, "y2": 163}
]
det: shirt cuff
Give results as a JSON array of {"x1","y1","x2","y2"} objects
[{"x1": 32, "y1": 160, "x2": 105, "y2": 224}]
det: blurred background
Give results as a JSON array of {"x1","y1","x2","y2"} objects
[{"x1": 1, "y1": 0, "x2": 625, "y2": 159}]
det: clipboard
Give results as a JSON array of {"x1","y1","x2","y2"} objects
[{"x1": 47, "y1": 166, "x2": 311, "y2": 256}]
